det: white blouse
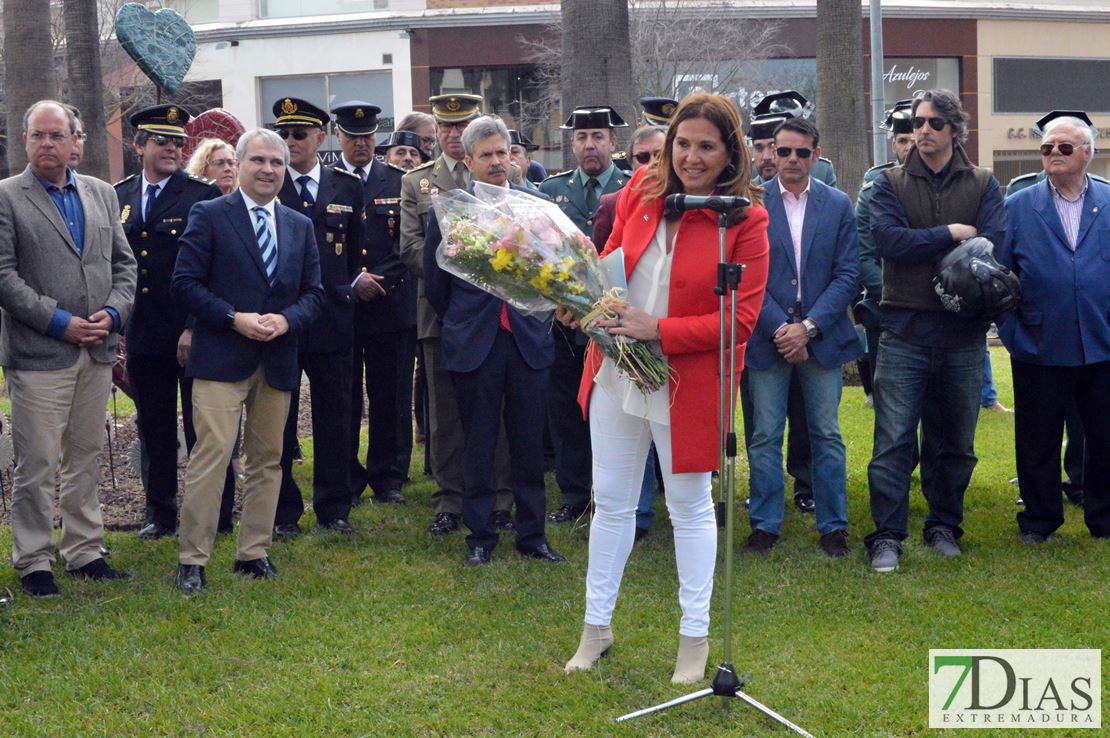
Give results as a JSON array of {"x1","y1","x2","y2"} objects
[{"x1": 595, "y1": 219, "x2": 674, "y2": 425}]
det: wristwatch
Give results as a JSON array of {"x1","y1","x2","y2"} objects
[
  {"x1": 802, "y1": 317, "x2": 820, "y2": 340},
  {"x1": 225, "y1": 310, "x2": 237, "y2": 330}
]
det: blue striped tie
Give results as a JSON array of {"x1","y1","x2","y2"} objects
[{"x1": 253, "y1": 206, "x2": 277, "y2": 285}]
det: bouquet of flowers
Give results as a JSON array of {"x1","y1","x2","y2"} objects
[{"x1": 432, "y1": 183, "x2": 670, "y2": 393}]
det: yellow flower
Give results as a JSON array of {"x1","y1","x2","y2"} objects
[
  {"x1": 491, "y1": 248, "x2": 514, "y2": 272},
  {"x1": 561, "y1": 256, "x2": 575, "y2": 270},
  {"x1": 530, "y1": 264, "x2": 556, "y2": 293}
]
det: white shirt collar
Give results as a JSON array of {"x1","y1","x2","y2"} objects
[
  {"x1": 292, "y1": 160, "x2": 322, "y2": 184},
  {"x1": 777, "y1": 176, "x2": 811, "y2": 200},
  {"x1": 341, "y1": 155, "x2": 369, "y2": 177},
  {"x1": 240, "y1": 189, "x2": 277, "y2": 220},
  {"x1": 141, "y1": 172, "x2": 171, "y2": 192}
]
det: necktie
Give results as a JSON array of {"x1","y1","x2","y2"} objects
[
  {"x1": 453, "y1": 163, "x2": 468, "y2": 190},
  {"x1": 144, "y1": 183, "x2": 159, "y2": 222},
  {"x1": 296, "y1": 174, "x2": 315, "y2": 212},
  {"x1": 253, "y1": 206, "x2": 277, "y2": 285},
  {"x1": 355, "y1": 166, "x2": 366, "y2": 182},
  {"x1": 585, "y1": 177, "x2": 600, "y2": 214}
]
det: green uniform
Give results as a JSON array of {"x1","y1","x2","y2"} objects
[
  {"x1": 539, "y1": 163, "x2": 628, "y2": 235},
  {"x1": 854, "y1": 161, "x2": 897, "y2": 300}
]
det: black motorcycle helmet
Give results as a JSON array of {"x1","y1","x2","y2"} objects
[{"x1": 933, "y1": 237, "x2": 1021, "y2": 319}]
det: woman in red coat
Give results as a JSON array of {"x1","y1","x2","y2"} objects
[{"x1": 562, "y1": 94, "x2": 769, "y2": 684}]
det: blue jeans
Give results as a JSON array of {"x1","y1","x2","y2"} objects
[
  {"x1": 747, "y1": 358, "x2": 848, "y2": 536},
  {"x1": 865, "y1": 332, "x2": 983, "y2": 548},
  {"x1": 980, "y1": 338, "x2": 998, "y2": 407},
  {"x1": 636, "y1": 444, "x2": 657, "y2": 530}
]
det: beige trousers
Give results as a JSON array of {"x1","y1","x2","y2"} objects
[
  {"x1": 178, "y1": 366, "x2": 290, "y2": 566},
  {"x1": 6, "y1": 349, "x2": 111, "y2": 575}
]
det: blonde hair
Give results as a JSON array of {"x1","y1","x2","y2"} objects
[{"x1": 186, "y1": 138, "x2": 238, "y2": 192}]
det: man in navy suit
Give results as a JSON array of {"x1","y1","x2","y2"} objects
[
  {"x1": 171, "y1": 128, "x2": 323, "y2": 593},
  {"x1": 744, "y1": 117, "x2": 860, "y2": 558},
  {"x1": 998, "y1": 112, "x2": 1110, "y2": 543},
  {"x1": 423, "y1": 116, "x2": 564, "y2": 567}
]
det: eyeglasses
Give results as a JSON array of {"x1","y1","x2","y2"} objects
[
  {"x1": 152, "y1": 134, "x2": 185, "y2": 148},
  {"x1": 277, "y1": 129, "x2": 312, "y2": 141},
  {"x1": 1039, "y1": 142, "x2": 1088, "y2": 157},
  {"x1": 633, "y1": 151, "x2": 659, "y2": 164},
  {"x1": 912, "y1": 116, "x2": 947, "y2": 132},
  {"x1": 76, "y1": 132, "x2": 88, "y2": 142},
  {"x1": 27, "y1": 132, "x2": 71, "y2": 144},
  {"x1": 775, "y1": 146, "x2": 813, "y2": 159},
  {"x1": 419, "y1": 136, "x2": 435, "y2": 148},
  {"x1": 209, "y1": 158, "x2": 236, "y2": 168}
]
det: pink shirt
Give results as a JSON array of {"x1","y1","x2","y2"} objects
[
  {"x1": 778, "y1": 178, "x2": 810, "y2": 301},
  {"x1": 1049, "y1": 176, "x2": 1087, "y2": 251}
]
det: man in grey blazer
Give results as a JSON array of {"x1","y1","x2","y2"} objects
[{"x1": 0, "y1": 100, "x2": 137, "y2": 597}]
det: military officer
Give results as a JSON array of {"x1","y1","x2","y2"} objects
[
  {"x1": 377, "y1": 130, "x2": 430, "y2": 171},
  {"x1": 399, "y1": 94, "x2": 516, "y2": 536},
  {"x1": 639, "y1": 96, "x2": 679, "y2": 128},
  {"x1": 115, "y1": 105, "x2": 228, "y2": 540},
  {"x1": 267, "y1": 98, "x2": 363, "y2": 537},
  {"x1": 324, "y1": 101, "x2": 413, "y2": 510},
  {"x1": 508, "y1": 129, "x2": 541, "y2": 191},
  {"x1": 750, "y1": 91, "x2": 837, "y2": 188},
  {"x1": 539, "y1": 105, "x2": 628, "y2": 523}
]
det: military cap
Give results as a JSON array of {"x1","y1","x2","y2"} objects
[
  {"x1": 560, "y1": 105, "x2": 629, "y2": 130},
  {"x1": 375, "y1": 130, "x2": 431, "y2": 162},
  {"x1": 331, "y1": 101, "x2": 382, "y2": 135},
  {"x1": 752, "y1": 90, "x2": 814, "y2": 120},
  {"x1": 748, "y1": 113, "x2": 791, "y2": 141},
  {"x1": 1033, "y1": 110, "x2": 1095, "y2": 137},
  {"x1": 429, "y1": 94, "x2": 483, "y2": 123},
  {"x1": 882, "y1": 99, "x2": 914, "y2": 135},
  {"x1": 272, "y1": 97, "x2": 329, "y2": 128},
  {"x1": 508, "y1": 129, "x2": 539, "y2": 151},
  {"x1": 640, "y1": 97, "x2": 679, "y2": 127},
  {"x1": 130, "y1": 104, "x2": 191, "y2": 137}
]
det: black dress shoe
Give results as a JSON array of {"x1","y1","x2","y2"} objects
[
  {"x1": 233, "y1": 557, "x2": 279, "y2": 579},
  {"x1": 351, "y1": 493, "x2": 366, "y2": 508},
  {"x1": 21, "y1": 570, "x2": 60, "y2": 598},
  {"x1": 138, "y1": 522, "x2": 176, "y2": 541},
  {"x1": 464, "y1": 546, "x2": 492, "y2": 567},
  {"x1": 273, "y1": 522, "x2": 301, "y2": 540},
  {"x1": 67, "y1": 558, "x2": 130, "y2": 581},
  {"x1": 174, "y1": 564, "x2": 205, "y2": 594},
  {"x1": 547, "y1": 504, "x2": 587, "y2": 524},
  {"x1": 519, "y1": 543, "x2": 567, "y2": 564},
  {"x1": 373, "y1": 488, "x2": 407, "y2": 504},
  {"x1": 492, "y1": 509, "x2": 515, "y2": 532},
  {"x1": 319, "y1": 519, "x2": 355, "y2": 534},
  {"x1": 793, "y1": 495, "x2": 816, "y2": 514},
  {"x1": 428, "y1": 512, "x2": 460, "y2": 536}
]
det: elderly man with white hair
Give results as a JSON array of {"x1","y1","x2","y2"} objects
[{"x1": 997, "y1": 110, "x2": 1110, "y2": 544}]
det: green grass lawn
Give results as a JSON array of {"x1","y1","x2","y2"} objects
[{"x1": 0, "y1": 347, "x2": 1106, "y2": 737}]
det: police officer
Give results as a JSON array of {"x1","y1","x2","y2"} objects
[
  {"x1": 115, "y1": 105, "x2": 227, "y2": 540},
  {"x1": 328, "y1": 101, "x2": 413, "y2": 510},
  {"x1": 639, "y1": 96, "x2": 678, "y2": 128},
  {"x1": 376, "y1": 130, "x2": 430, "y2": 172},
  {"x1": 750, "y1": 91, "x2": 837, "y2": 188},
  {"x1": 540, "y1": 105, "x2": 629, "y2": 523},
  {"x1": 268, "y1": 98, "x2": 363, "y2": 537},
  {"x1": 399, "y1": 94, "x2": 516, "y2": 536},
  {"x1": 507, "y1": 129, "x2": 541, "y2": 191}
]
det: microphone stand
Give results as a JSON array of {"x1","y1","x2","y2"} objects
[{"x1": 616, "y1": 209, "x2": 814, "y2": 737}]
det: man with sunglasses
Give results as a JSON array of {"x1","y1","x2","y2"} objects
[
  {"x1": 744, "y1": 117, "x2": 860, "y2": 558},
  {"x1": 330, "y1": 101, "x2": 412, "y2": 512},
  {"x1": 864, "y1": 89, "x2": 1005, "y2": 572},
  {"x1": 269, "y1": 97, "x2": 369, "y2": 537},
  {"x1": 998, "y1": 112, "x2": 1110, "y2": 544},
  {"x1": 749, "y1": 91, "x2": 837, "y2": 189},
  {"x1": 115, "y1": 105, "x2": 225, "y2": 542}
]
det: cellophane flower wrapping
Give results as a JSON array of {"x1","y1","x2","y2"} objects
[{"x1": 432, "y1": 183, "x2": 670, "y2": 393}]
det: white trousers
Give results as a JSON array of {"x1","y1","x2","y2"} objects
[{"x1": 584, "y1": 387, "x2": 716, "y2": 637}]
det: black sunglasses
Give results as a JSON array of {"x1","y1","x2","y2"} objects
[
  {"x1": 633, "y1": 151, "x2": 657, "y2": 164},
  {"x1": 912, "y1": 116, "x2": 947, "y2": 132},
  {"x1": 1040, "y1": 142, "x2": 1086, "y2": 157},
  {"x1": 277, "y1": 129, "x2": 312, "y2": 141},
  {"x1": 775, "y1": 146, "x2": 813, "y2": 159},
  {"x1": 153, "y1": 134, "x2": 185, "y2": 148}
]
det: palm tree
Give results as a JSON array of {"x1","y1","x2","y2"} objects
[
  {"x1": 4, "y1": 0, "x2": 58, "y2": 173},
  {"x1": 63, "y1": 0, "x2": 109, "y2": 180},
  {"x1": 817, "y1": 0, "x2": 869, "y2": 200}
]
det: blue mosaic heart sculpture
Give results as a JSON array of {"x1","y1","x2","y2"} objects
[{"x1": 115, "y1": 3, "x2": 196, "y2": 94}]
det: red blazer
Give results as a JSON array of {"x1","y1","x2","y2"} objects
[{"x1": 577, "y1": 168, "x2": 770, "y2": 473}]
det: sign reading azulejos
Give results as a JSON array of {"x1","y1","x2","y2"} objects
[{"x1": 929, "y1": 649, "x2": 1101, "y2": 729}]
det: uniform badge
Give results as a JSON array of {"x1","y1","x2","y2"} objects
[
  {"x1": 419, "y1": 178, "x2": 430, "y2": 195},
  {"x1": 326, "y1": 232, "x2": 334, "y2": 244},
  {"x1": 167, "y1": 107, "x2": 179, "y2": 123},
  {"x1": 336, "y1": 243, "x2": 343, "y2": 256},
  {"x1": 355, "y1": 108, "x2": 365, "y2": 119},
  {"x1": 120, "y1": 204, "x2": 131, "y2": 223},
  {"x1": 326, "y1": 203, "x2": 353, "y2": 214},
  {"x1": 282, "y1": 98, "x2": 296, "y2": 115}
]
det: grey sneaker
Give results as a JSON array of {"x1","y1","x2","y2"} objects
[
  {"x1": 925, "y1": 527, "x2": 961, "y2": 557},
  {"x1": 869, "y1": 539, "x2": 901, "y2": 572}
]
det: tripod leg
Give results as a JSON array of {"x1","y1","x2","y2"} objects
[
  {"x1": 731, "y1": 689, "x2": 817, "y2": 738},
  {"x1": 615, "y1": 688, "x2": 715, "y2": 722}
]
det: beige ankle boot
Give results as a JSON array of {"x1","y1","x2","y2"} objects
[
  {"x1": 564, "y1": 624, "x2": 613, "y2": 673},
  {"x1": 670, "y1": 634, "x2": 709, "y2": 684}
]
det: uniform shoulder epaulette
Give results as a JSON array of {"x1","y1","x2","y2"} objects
[
  {"x1": 542, "y1": 169, "x2": 574, "y2": 183},
  {"x1": 407, "y1": 159, "x2": 435, "y2": 174},
  {"x1": 331, "y1": 166, "x2": 361, "y2": 180},
  {"x1": 113, "y1": 173, "x2": 138, "y2": 187},
  {"x1": 819, "y1": 156, "x2": 834, "y2": 165},
  {"x1": 186, "y1": 173, "x2": 215, "y2": 186},
  {"x1": 865, "y1": 161, "x2": 896, "y2": 175},
  {"x1": 1092, "y1": 173, "x2": 1109, "y2": 185},
  {"x1": 1006, "y1": 172, "x2": 1038, "y2": 186},
  {"x1": 385, "y1": 162, "x2": 408, "y2": 175}
]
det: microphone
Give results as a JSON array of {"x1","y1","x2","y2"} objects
[{"x1": 665, "y1": 193, "x2": 750, "y2": 214}]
